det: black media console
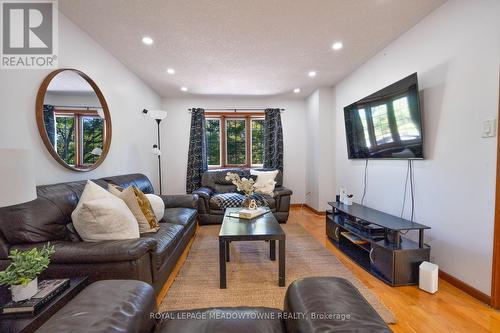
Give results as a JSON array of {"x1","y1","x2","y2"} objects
[{"x1": 326, "y1": 202, "x2": 430, "y2": 286}]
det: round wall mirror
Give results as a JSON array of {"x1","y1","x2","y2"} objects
[{"x1": 36, "y1": 69, "x2": 112, "y2": 172}]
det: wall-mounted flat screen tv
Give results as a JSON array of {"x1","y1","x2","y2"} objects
[{"x1": 344, "y1": 73, "x2": 423, "y2": 159}]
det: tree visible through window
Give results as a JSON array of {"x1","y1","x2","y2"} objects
[
  {"x1": 206, "y1": 114, "x2": 264, "y2": 167},
  {"x1": 206, "y1": 119, "x2": 221, "y2": 165},
  {"x1": 55, "y1": 111, "x2": 104, "y2": 167}
]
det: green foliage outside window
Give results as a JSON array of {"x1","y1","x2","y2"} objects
[
  {"x1": 56, "y1": 116, "x2": 75, "y2": 165},
  {"x1": 82, "y1": 117, "x2": 104, "y2": 164},
  {"x1": 206, "y1": 119, "x2": 221, "y2": 166},
  {"x1": 226, "y1": 119, "x2": 246, "y2": 165},
  {"x1": 251, "y1": 119, "x2": 264, "y2": 165}
]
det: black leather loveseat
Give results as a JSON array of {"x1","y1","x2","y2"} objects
[
  {"x1": 37, "y1": 277, "x2": 391, "y2": 333},
  {"x1": 0, "y1": 174, "x2": 198, "y2": 295},
  {"x1": 193, "y1": 168, "x2": 293, "y2": 225}
]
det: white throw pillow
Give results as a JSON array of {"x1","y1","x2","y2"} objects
[
  {"x1": 71, "y1": 181, "x2": 139, "y2": 242},
  {"x1": 145, "y1": 194, "x2": 165, "y2": 221},
  {"x1": 250, "y1": 169, "x2": 278, "y2": 196}
]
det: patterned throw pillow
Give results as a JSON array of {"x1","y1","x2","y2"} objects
[
  {"x1": 108, "y1": 184, "x2": 160, "y2": 234},
  {"x1": 210, "y1": 192, "x2": 269, "y2": 210}
]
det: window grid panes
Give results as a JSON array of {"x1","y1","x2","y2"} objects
[
  {"x1": 225, "y1": 119, "x2": 247, "y2": 165},
  {"x1": 206, "y1": 118, "x2": 221, "y2": 166},
  {"x1": 251, "y1": 119, "x2": 264, "y2": 165}
]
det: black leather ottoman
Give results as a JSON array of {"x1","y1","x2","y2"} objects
[
  {"x1": 37, "y1": 280, "x2": 157, "y2": 333},
  {"x1": 284, "y1": 277, "x2": 392, "y2": 333},
  {"x1": 155, "y1": 307, "x2": 285, "y2": 333}
]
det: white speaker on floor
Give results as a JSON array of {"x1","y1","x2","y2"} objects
[{"x1": 419, "y1": 261, "x2": 438, "y2": 294}]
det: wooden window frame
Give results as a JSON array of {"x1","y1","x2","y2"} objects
[
  {"x1": 54, "y1": 109, "x2": 103, "y2": 168},
  {"x1": 206, "y1": 112, "x2": 264, "y2": 169}
]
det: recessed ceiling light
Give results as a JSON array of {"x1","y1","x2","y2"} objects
[
  {"x1": 166, "y1": 68, "x2": 175, "y2": 75},
  {"x1": 142, "y1": 36, "x2": 154, "y2": 45},
  {"x1": 180, "y1": 86, "x2": 188, "y2": 92},
  {"x1": 308, "y1": 71, "x2": 317, "y2": 78},
  {"x1": 293, "y1": 88, "x2": 301, "y2": 93},
  {"x1": 332, "y1": 41, "x2": 343, "y2": 50}
]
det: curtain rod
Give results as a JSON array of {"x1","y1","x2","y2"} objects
[
  {"x1": 188, "y1": 108, "x2": 285, "y2": 112},
  {"x1": 52, "y1": 105, "x2": 103, "y2": 109}
]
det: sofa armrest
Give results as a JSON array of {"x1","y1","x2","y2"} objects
[
  {"x1": 192, "y1": 187, "x2": 214, "y2": 214},
  {"x1": 274, "y1": 186, "x2": 292, "y2": 213},
  {"x1": 192, "y1": 187, "x2": 213, "y2": 200},
  {"x1": 160, "y1": 194, "x2": 199, "y2": 209},
  {"x1": 12, "y1": 238, "x2": 157, "y2": 264},
  {"x1": 273, "y1": 186, "x2": 293, "y2": 198}
]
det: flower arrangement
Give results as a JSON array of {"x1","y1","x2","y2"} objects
[{"x1": 225, "y1": 172, "x2": 255, "y2": 196}]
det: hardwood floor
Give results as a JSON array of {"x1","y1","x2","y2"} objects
[
  {"x1": 159, "y1": 207, "x2": 500, "y2": 332},
  {"x1": 290, "y1": 207, "x2": 500, "y2": 333}
]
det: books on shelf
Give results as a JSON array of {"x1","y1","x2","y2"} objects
[
  {"x1": 227, "y1": 207, "x2": 269, "y2": 220},
  {"x1": 1, "y1": 279, "x2": 70, "y2": 315}
]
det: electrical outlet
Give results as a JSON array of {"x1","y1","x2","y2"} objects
[{"x1": 482, "y1": 119, "x2": 497, "y2": 138}]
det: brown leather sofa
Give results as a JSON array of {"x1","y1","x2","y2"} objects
[
  {"x1": 37, "y1": 277, "x2": 391, "y2": 333},
  {"x1": 193, "y1": 168, "x2": 293, "y2": 225},
  {"x1": 0, "y1": 174, "x2": 198, "y2": 295}
]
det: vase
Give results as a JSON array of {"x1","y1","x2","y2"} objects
[
  {"x1": 241, "y1": 196, "x2": 257, "y2": 210},
  {"x1": 11, "y1": 277, "x2": 38, "y2": 302}
]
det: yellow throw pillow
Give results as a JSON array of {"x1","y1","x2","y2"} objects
[{"x1": 108, "y1": 184, "x2": 160, "y2": 234}]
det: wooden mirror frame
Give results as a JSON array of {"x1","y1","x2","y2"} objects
[{"x1": 36, "y1": 68, "x2": 112, "y2": 172}]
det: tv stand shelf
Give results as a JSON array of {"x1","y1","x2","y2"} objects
[{"x1": 326, "y1": 202, "x2": 430, "y2": 286}]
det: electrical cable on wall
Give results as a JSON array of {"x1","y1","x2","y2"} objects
[
  {"x1": 401, "y1": 160, "x2": 410, "y2": 218},
  {"x1": 361, "y1": 159, "x2": 368, "y2": 205}
]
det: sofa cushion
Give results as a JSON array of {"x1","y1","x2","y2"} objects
[
  {"x1": 72, "y1": 181, "x2": 140, "y2": 242},
  {"x1": 141, "y1": 223, "x2": 184, "y2": 271},
  {"x1": 155, "y1": 307, "x2": 285, "y2": 333},
  {"x1": 161, "y1": 208, "x2": 197, "y2": 228},
  {"x1": 37, "y1": 280, "x2": 157, "y2": 333}
]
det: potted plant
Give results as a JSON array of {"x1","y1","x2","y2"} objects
[{"x1": 0, "y1": 244, "x2": 55, "y2": 302}]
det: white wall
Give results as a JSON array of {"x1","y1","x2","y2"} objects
[
  {"x1": 332, "y1": 0, "x2": 500, "y2": 294},
  {"x1": 0, "y1": 13, "x2": 162, "y2": 187},
  {"x1": 161, "y1": 97, "x2": 307, "y2": 204},
  {"x1": 305, "y1": 88, "x2": 335, "y2": 211}
]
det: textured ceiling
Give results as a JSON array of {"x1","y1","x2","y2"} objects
[{"x1": 59, "y1": 0, "x2": 446, "y2": 98}]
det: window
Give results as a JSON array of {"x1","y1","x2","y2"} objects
[
  {"x1": 392, "y1": 96, "x2": 419, "y2": 141},
  {"x1": 54, "y1": 110, "x2": 104, "y2": 167},
  {"x1": 206, "y1": 118, "x2": 221, "y2": 166},
  {"x1": 357, "y1": 109, "x2": 371, "y2": 148},
  {"x1": 206, "y1": 113, "x2": 264, "y2": 168},
  {"x1": 370, "y1": 104, "x2": 393, "y2": 145}
]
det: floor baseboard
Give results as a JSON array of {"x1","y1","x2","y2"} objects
[
  {"x1": 439, "y1": 269, "x2": 491, "y2": 305},
  {"x1": 290, "y1": 203, "x2": 326, "y2": 216}
]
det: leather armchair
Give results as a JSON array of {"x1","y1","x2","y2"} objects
[{"x1": 193, "y1": 168, "x2": 293, "y2": 225}]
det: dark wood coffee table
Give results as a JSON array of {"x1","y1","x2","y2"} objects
[
  {"x1": 0, "y1": 277, "x2": 88, "y2": 333},
  {"x1": 219, "y1": 207, "x2": 286, "y2": 289}
]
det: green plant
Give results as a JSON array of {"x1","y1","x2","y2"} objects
[{"x1": 0, "y1": 244, "x2": 55, "y2": 286}]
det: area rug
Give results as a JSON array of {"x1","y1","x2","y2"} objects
[{"x1": 159, "y1": 224, "x2": 396, "y2": 324}]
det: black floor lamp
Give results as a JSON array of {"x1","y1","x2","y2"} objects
[{"x1": 143, "y1": 109, "x2": 167, "y2": 195}]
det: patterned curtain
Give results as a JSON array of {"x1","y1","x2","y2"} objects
[
  {"x1": 43, "y1": 104, "x2": 56, "y2": 146},
  {"x1": 186, "y1": 108, "x2": 208, "y2": 193},
  {"x1": 263, "y1": 108, "x2": 284, "y2": 172}
]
